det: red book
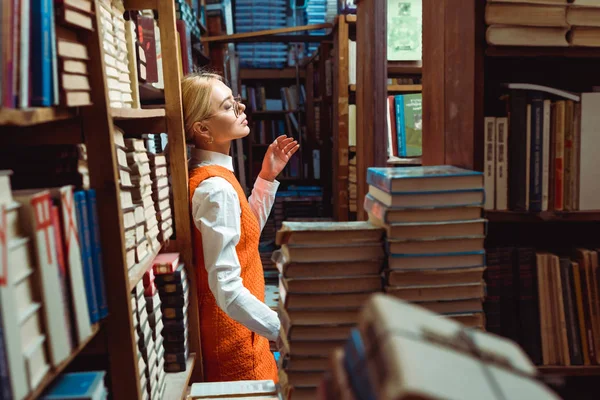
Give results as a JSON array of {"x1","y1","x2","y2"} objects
[
  {"x1": 152, "y1": 253, "x2": 180, "y2": 275},
  {"x1": 143, "y1": 268, "x2": 155, "y2": 288}
]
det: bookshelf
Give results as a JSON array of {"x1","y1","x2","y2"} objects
[{"x1": 0, "y1": 0, "x2": 201, "y2": 398}]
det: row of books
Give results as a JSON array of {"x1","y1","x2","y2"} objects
[
  {"x1": 0, "y1": 172, "x2": 107, "y2": 400},
  {"x1": 485, "y1": 1, "x2": 600, "y2": 47},
  {"x1": 386, "y1": 93, "x2": 423, "y2": 158},
  {"x1": 365, "y1": 166, "x2": 486, "y2": 330},
  {"x1": 483, "y1": 84, "x2": 600, "y2": 212},
  {"x1": 1, "y1": 0, "x2": 96, "y2": 108},
  {"x1": 485, "y1": 246, "x2": 600, "y2": 367}
]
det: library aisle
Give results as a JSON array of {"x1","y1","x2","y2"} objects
[{"x1": 1, "y1": 0, "x2": 599, "y2": 399}]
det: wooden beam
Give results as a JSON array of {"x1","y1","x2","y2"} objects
[
  {"x1": 123, "y1": 0, "x2": 157, "y2": 10},
  {"x1": 83, "y1": 3, "x2": 140, "y2": 398},
  {"x1": 332, "y1": 15, "x2": 350, "y2": 221},
  {"x1": 0, "y1": 107, "x2": 74, "y2": 126},
  {"x1": 157, "y1": 0, "x2": 203, "y2": 382},
  {"x1": 240, "y1": 68, "x2": 305, "y2": 80},
  {"x1": 202, "y1": 23, "x2": 333, "y2": 43},
  {"x1": 356, "y1": 0, "x2": 387, "y2": 221},
  {"x1": 319, "y1": 42, "x2": 334, "y2": 218}
]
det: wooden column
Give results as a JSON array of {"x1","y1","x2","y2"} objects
[
  {"x1": 356, "y1": 0, "x2": 387, "y2": 220},
  {"x1": 422, "y1": 0, "x2": 485, "y2": 170},
  {"x1": 319, "y1": 42, "x2": 334, "y2": 218},
  {"x1": 157, "y1": 0, "x2": 204, "y2": 381},
  {"x1": 332, "y1": 16, "x2": 350, "y2": 221}
]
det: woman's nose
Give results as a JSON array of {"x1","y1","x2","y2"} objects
[{"x1": 239, "y1": 101, "x2": 246, "y2": 111}]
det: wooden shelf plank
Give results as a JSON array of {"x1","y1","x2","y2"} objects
[
  {"x1": 123, "y1": 0, "x2": 158, "y2": 10},
  {"x1": 346, "y1": 14, "x2": 357, "y2": 24},
  {"x1": 163, "y1": 355, "x2": 196, "y2": 400},
  {"x1": 240, "y1": 68, "x2": 305, "y2": 80},
  {"x1": 388, "y1": 61, "x2": 422, "y2": 75},
  {"x1": 26, "y1": 324, "x2": 101, "y2": 400},
  {"x1": 127, "y1": 244, "x2": 163, "y2": 292},
  {"x1": 485, "y1": 210, "x2": 600, "y2": 223},
  {"x1": 486, "y1": 46, "x2": 600, "y2": 58},
  {"x1": 111, "y1": 107, "x2": 166, "y2": 120},
  {"x1": 202, "y1": 23, "x2": 333, "y2": 44},
  {"x1": 0, "y1": 107, "x2": 74, "y2": 126},
  {"x1": 538, "y1": 366, "x2": 600, "y2": 376},
  {"x1": 349, "y1": 84, "x2": 422, "y2": 92},
  {"x1": 387, "y1": 156, "x2": 422, "y2": 165}
]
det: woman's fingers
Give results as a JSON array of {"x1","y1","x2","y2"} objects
[
  {"x1": 278, "y1": 137, "x2": 294, "y2": 149},
  {"x1": 283, "y1": 140, "x2": 298, "y2": 153},
  {"x1": 289, "y1": 143, "x2": 300, "y2": 156}
]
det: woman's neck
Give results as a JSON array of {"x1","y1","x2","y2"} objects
[{"x1": 194, "y1": 140, "x2": 231, "y2": 156}]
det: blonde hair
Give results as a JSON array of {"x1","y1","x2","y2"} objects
[{"x1": 181, "y1": 71, "x2": 224, "y2": 142}]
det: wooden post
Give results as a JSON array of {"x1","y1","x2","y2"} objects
[
  {"x1": 332, "y1": 16, "x2": 349, "y2": 221},
  {"x1": 422, "y1": 0, "x2": 484, "y2": 170},
  {"x1": 356, "y1": 0, "x2": 387, "y2": 220},
  {"x1": 82, "y1": 2, "x2": 140, "y2": 398},
  {"x1": 157, "y1": 0, "x2": 204, "y2": 381},
  {"x1": 319, "y1": 42, "x2": 334, "y2": 218}
]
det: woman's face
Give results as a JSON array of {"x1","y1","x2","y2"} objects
[{"x1": 203, "y1": 79, "x2": 250, "y2": 143}]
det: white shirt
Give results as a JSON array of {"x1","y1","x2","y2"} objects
[{"x1": 190, "y1": 148, "x2": 281, "y2": 342}]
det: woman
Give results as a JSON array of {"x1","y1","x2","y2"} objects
[{"x1": 182, "y1": 72, "x2": 299, "y2": 382}]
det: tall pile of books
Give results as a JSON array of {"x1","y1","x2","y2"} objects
[
  {"x1": 153, "y1": 254, "x2": 190, "y2": 372},
  {"x1": 98, "y1": 0, "x2": 135, "y2": 108},
  {"x1": 364, "y1": 166, "x2": 487, "y2": 330},
  {"x1": 144, "y1": 270, "x2": 167, "y2": 398},
  {"x1": 147, "y1": 153, "x2": 173, "y2": 242},
  {"x1": 273, "y1": 221, "x2": 385, "y2": 400},
  {"x1": 318, "y1": 294, "x2": 560, "y2": 400}
]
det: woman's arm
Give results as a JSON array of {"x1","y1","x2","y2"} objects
[
  {"x1": 247, "y1": 177, "x2": 279, "y2": 232},
  {"x1": 192, "y1": 177, "x2": 280, "y2": 341}
]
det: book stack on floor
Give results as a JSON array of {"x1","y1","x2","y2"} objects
[
  {"x1": 0, "y1": 172, "x2": 106, "y2": 399},
  {"x1": 273, "y1": 221, "x2": 385, "y2": 400},
  {"x1": 131, "y1": 290, "x2": 148, "y2": 400},
  {"x1": 153, "y1": 253, "x2": 190, "y2": 372},
  {"x1": 364, "y1": 166, "x2": 487, "y2": 330},
  {"x1": 143, "y1": 269, "x2": 168, "y2": 398},
  {"x1": 98, "y1": 0, "x2": 136, "y2": 108},
  {"x1": 40, "y1": 371, "x2": 108, "y2": 400},
  {"x1": 317, "y1": 294, "x2": 560, "y2": 400},
  {"x1": 147, "y1": 152, "x2": 173, "y2": 242}
]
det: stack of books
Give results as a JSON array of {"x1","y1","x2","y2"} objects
[
  {"x1": 153, "y1": 254, "x2": 190, "y2": 372},
  {"x1": 143, "y1": 270, "x2": 167, "y2": 398},
  {"x1": 274, "y1": 221, "x2": 385, "y2": 400},
  {"x1": 147, "y1": 153, "x2": 173, "y2": 242},
  {"x1": 98, "y1": 0, "x2": 135, "y2": 108},
  {"x1": 131, "y1": 291, "x2": 148, "y2": 400},
  {"x1": 133, "y1": 280, "x2": 157, "y2": 400},
  {"x1": 364, "y1": 166, "x2": 487, "y2": 329},
  {"x1": 41, "y1": 371, "x2": 108, "y2": 399}
]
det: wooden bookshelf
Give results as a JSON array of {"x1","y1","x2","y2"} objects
[
  {"x1": 251, "y1": 110, "x2": 299, "y2": 116},
  {"x1": 486, "y1": 46, "x2": 600, "y2": 58},
  {"x1": 0, "y1": 107, "x2": 74, "y2": 126},
  {"x1": 127, "y1": 244, "x2": 164, "y2": 291},
  {"x1": 202, "y1": 23, "x2": 333, "y2": 44},
  {"x1": 387, "y1": 156, "x2": 422, "y2": 165},
  {"x1": 346, "y1": 14, "x2": 357, "y2": 24},
  {"x1": 163, "y1": 355, "x2": 196, "y2": 400},
  {"x1": 25, "y1": 324, "x2": 101, "y2": 400},
  {"x1": 349, "y1": 84, "x2": 422, "y2": 92},
  {"x1": 110, "y1": 107, "x2": 166, "y2": 119},
  {"x1": 485, "y1": 210, "x2": 600, "y2": 223},
  {"x1": 538, "y1": 366, "x2": 600, "y2": 376},
  {"x1": 388, "y1": 61, "x2": 423, "y2": 75},
  {"x1": 240, "y1": 68, "x2": 305, "y2": 80}
]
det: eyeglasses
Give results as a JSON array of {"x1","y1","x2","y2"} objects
[{"x1": 204, "y1": 95, "x2": 243, "y2": 120}]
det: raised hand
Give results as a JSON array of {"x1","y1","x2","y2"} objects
[{"x1": 258, "y1": 135, "x2": 300, "y2": 182}]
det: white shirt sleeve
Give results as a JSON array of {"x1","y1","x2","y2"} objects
[
  {"x1": 192, "y1": 177, "x2": 280, "y2": 341},
  {"x1": 247, "y1": 177, "x2": 279, "y2": 232}
]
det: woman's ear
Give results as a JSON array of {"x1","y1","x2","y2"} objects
[{"x1": 192, "y1": 121, "x2": 212, "y2": 143}]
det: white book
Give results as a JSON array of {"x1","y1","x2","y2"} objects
[
  {"x1": 541, "y1": 100, "x2": 551, "y2": 211},
  {"x1": 50, "y1": 186, "x2": 93, "y2": 344},
  {"x1": 578, "y1": 92, "x2": 600, "y2": 210},
  {"x1": 13, "y1": 190, "x2": 71, "y2": 366},
  {"x1": 495, "y1": 117, "x2": 509, "y2": 210},
  {"x1": 483, "y1": 117, "x2": 496, "y2": 210}
]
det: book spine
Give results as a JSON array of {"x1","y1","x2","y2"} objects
[
  {"x1": 508, "y1": 90, "x2": 528, "y2": 211},
  {"x1": 529, "y1": 94, "x2": 543, "y2": 212},
  {"x1": 49, "y1": 0, "x2": 59, "y2": 105},
  {"x1": 541, "y1": 100, "x2": 551, "y2": 211},
  {"x1": 86, "y1": 190, "x2": 108, "y2": 319},
  {"x1": 561, "y1": 259, "x2": 583, "y2": 365},
  {"x1": 554, "y1": 101, "x2": 566, "y2": 211},
  {"x1": 74, "y1": 191, "x2": 99, "y2": 324},
  {"x1": 517, "y1": 248, "x2": 542, "y2": 365},
  {"x1": 19, "y1": 0, "x2": 30, "y2": 108},
  {"x1": 394, "y1": 95, "x2": 405, "y2": 157},
  {"x1": 0, "y1": 305, "x2": 12, "y2": 400},
  {"x1": 483, "y1": 117, "x2": 496, "y2": 210},
  {"x1": 30, "y1": 0, "x2": 53, "y2": 106}
]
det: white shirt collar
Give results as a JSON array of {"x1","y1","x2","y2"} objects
[{"x1": 190, "y1": 148, "x2": 234, "y2": 172}]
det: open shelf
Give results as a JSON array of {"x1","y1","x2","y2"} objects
[
  {"x1": 111, "y1": 107, "x2": 166, "y2": 120},
  {"x1": 26, "y1": 324, "x2": 101, "y2": 400},
  {"x1": 388, "y1": 61, "x2": 422, "y2": 75},
  {"x1": 0, "y1": 107, "x2": 75, "y2": 126},
  {"x1": 349, "y1": 84, "x2": 422, "y2": 93},
  {"x1": 538, "y1": 366, "x2": 600, "y2": 376},
  {"x1": 485, "y1": 210, "x2": 600, "y2": 223},
  {"x1": 128, "y1": 244, "x2": 163, "y2": 291},
  {"x1": 163, "y1": 354, "x2": 196, "y2": 399},
  {"x1": 387, "y1": 156, "x2": 422, "y2": 165},
  {"x1": 240, "y1": 68, "x2": 305, "y2": 80},
  {"x1": 486, "y1": 46, "x2": 600, "y2": 58}
]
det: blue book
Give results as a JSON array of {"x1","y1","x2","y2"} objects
[
  {"x1": 85, "y1": 190, "x2": 108, "y2": 320},
  {"x1": 30, "y1": 0, "x2": 54, "y2": 106},
  {"x1": 528, "y1": 93, "x2": 544, "y2": 212},
  {"x1": 366, "y1": 166, "x2": 483, "y2": 194},
  {"x1": 344, "y1": 329, "x2": 376, "y2": 400},
  {"x1": 41, "y1": 371, "x2": 106, "y2": 400},
  {"x1": 74, "y1": 191, "x2": 99, "y2": 324},
  {"x1": 394, "y1": 95, "x2": 406, "y2": 157}
]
